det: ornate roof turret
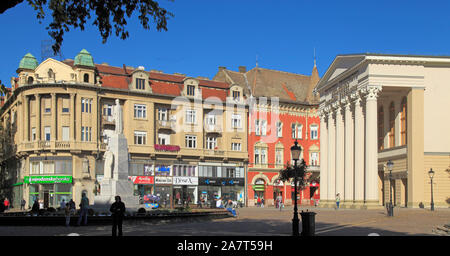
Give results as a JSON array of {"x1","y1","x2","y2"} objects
[
  {"x1": 74, "y1": 49, "x2": 94, "y2": 68},
  {"x1": 18, "y1": 53, "x2": 38, "y2": 72}
]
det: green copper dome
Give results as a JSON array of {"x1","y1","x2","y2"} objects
[
  {"x1": 74, "y1": 49, "x2": 94, "y2": 67},
  {"x1": 18, "y1": 53, "x2": 38, "y2": 70}
]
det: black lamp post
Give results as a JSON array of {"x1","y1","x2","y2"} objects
[
  {"x1": 428, "y1": 168, "x2": 435, "y2": 211},
  {"x1": 290, "y1": 140, "x2": 302, "y2": 236},
  {"x1": 386, "y1": 160, "x2": 394, "y2": 217}
]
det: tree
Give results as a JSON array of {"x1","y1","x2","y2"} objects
[
  {"x1": 1, "y1": 0, "x2": 174, "y2": 54},
  {"x1": 278, "y1": 159, "x2": 308, "y2": 188}
]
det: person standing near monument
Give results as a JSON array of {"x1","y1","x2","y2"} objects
[
  {"x1": 110, "y1": 195, "x2": 126, "y2": 236},
  {"x1": 103, "y1": 146, "x2": 114, "y2": 179},
  {"x1": 77, "y1": 193, "x2": 89, "y2": 226}
]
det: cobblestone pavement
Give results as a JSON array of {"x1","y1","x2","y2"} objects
[{"x1": 0, "y1": 206, "x2": 449, "y2": 236}]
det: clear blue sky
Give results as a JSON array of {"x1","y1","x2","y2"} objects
[{"x1": 1, "y1": 0, "x2": 450, "y2": 87}]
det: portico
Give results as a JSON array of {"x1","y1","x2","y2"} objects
[{"x1": 315, "y1": 53, "x2": 450, "y2": 209}]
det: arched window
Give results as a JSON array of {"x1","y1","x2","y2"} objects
[
  {"x1": 27, "y1": 76, "x2": 34, "y2": 84},
  {"x1": 400, "y1": 97, "x2": 407, "y2": 145},
  {"x1": 83, "y1": 73, "x2": 89, "y2": 83},
  {"x1": 48, "y1": 69, "x2": 55, "y2": 79},
  {"x1": 378, "y1": 106, "x2": 384, "y2": 151},
  {"x1": 389, "y1": 102, "x2": 395, "y2": 148}
]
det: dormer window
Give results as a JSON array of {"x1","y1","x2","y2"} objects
[
  {"x1": 187, "y1": 85, "x2": 195, "y2": 96},
  {"x1": 48, "y1": 69, "x2": 55, "y2": 79},
  {"x1": 232, "y1": 90, "x2": 240, "y2": 101},
  {"x1": 83, "y1": 73, "x2": 89, "y2": 83},
  {"x1": 136, "y1": 78, "x2": 145, "y2": 90},
  {"x1": 27, "y1": 76, "x2": 34, "y2": 84}
]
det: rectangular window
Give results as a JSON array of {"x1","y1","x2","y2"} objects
[
  {"x1": 261, "y1": 148, "x2": 267, "y2": 164},
  {"x1": 206, "y1": 114, "x2": 216, "y2": 125},
  {"x1": 158, "y1": 108, "x2": 168, "y2": 121},
  {"x1": 277, "y1": 122, "x2": 283, "y2": 137},
  {"x1": 44, "y1": 126, "x2": 51, "y2": 141},
  {"x1": 310, "y1": 125, "x2": 318, "y2": 140},
  {"x1": 31, "y1": 127, "x2": 36, "y2": 141},
  {"x1": 185, "y1": 135, "x2": 197, "y2": 148},
  {"x1": 81, "y1": 127, "x2": 85, "y2": 141},
  {"x1": 158, "y1": 133, "x2": 170, "y2": 145},
  {"x1": 292, "y1": 123, "x2": 296, "y2": 138},
  {"x1": 231, "y1": 142, "x2": 241, "y2": 151},
  {"x1": 30, "y1": 161, "x2": 40, "y2": 175},
  {"x1": 62, "y1": 107, "x2": 69, "y2": 113},
  {"x1": 187, "y1": 85, "x2": 195, "y2": 96},
  {"x1": 254, "y1": 148, "x2": 260, "y2": 164},
  {"x1": 185, "y1": 109, "x2": 196, "y2": 124},
  {"x1": 62, "y1": 126, "x2": 69, "y2": 141},
  {"x1": 103, "y1": 104, "x2": 113, "y2": 116},
  {"x1": 297, "y1": 125, "x2": 303, "y2": 139},
  {"x1": 134, "y1": 104, "x2": 147, "y2": 119},
  {"x1": 136, "y1": 78, "x2": 145, "y2": 90},
  {"x1": 255, "y1": 120, "x2": 260, "y2": 135},
  {"x1": 275, "y1": 149, "x2": 283, "y2": 166},
  {"x1": 81, "y1": 98, "x2": 92, "y2": 113},
  {"x1": 43, "y1": 161, "x2": 55, "y2": 174},
  {"x1": 310, "y1": 152, "x2": 319, "y2": 166},
  {"x1": 206, "y1": 137, "x2": 217, "y2": 150},
  {"x1": 134, "y1": 131, "x2": 147, "y2": 145},
  {"x1": 45, "y1": 108, "x2": 51, "y2": 113},
  {"x1": 261, "y1": 120, "x2": 267, "y2": 136},
  {"x1": 231, "y1": 114, "x2": 241, "y2": 128}
]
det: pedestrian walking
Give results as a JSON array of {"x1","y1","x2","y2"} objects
[
  {"x1": 60, "y1": 199, "x2": 66, "y2": 210},
  {"x1": 279, "y1": 201, "x2": 283, "y2": 211},
  {"x1": 77, "y1": 193, "x2": 89, "y2": 226},
  {"x1": 31, "y1": 199, "x2": 39, "y2": 215},
  {"x1": 64, "y1": 203, "x2": 71, "y2": 227},
  {"x1": 4, "y1": 198, "x2": 10, "y2": 210},
  {"x1": 335, "y1": 193, "x2": 340, "y2": 209},
  {"x1": 261, "y1": 198, "x2": 265, "y2": 208},
  {"x1": 110, "y1": 195, "x2": 126, "y2": 236},
  {"x1": 20, "y1": 198, "x2": 26, "y2": 211},
  {"x1": 257, "y1": 197, "x2": 261, "y2": 207}
]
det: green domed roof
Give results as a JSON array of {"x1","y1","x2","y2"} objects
[
  {"x1": 18, "y1": 53, "x2": 38, "y2": 70},
  {"x1": 74, "y1": 49, "x2": 94, "y2": 67}
]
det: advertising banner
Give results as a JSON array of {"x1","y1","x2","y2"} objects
[
  {"x1": 24, "y1": 176, "x2": 73, "y2": 184},
  {"x1": 155, "y1": 176, "x2": 173, "y2": 184},
  {"x1": 198, "y1": 177, "x2": 244, "y2": 186},
  {"x1": 128, "y1": 176, "x2": 155, "y2": 184},
  {"x1": 172, "y1": 176, "x2": 198, "y2": 185}
]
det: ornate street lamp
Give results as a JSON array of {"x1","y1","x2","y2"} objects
[
  {"x1": 428, "y1": 168, "x2": 435, "y2": 211},
  {"x1": 290, "y1": 140, "x2": 302, "y2": 236},
  {"x1": 386, "y1": 160, "x2": 394, "y2": 217}
]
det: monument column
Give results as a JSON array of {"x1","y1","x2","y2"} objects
[
  {"x1": 319, "y1": 106, "x2": 328, "y2": 203},
  {"x1": 344, "y1": 97, "x2": 354, "y2": 204},
  {"x1": 353, "y1": 91, "x2": 365, "y2": 206},
  {"x1": 364, "y1": 86, "x2": 382, "y2": 207},
  {"x1": 335, "y1": 102, "x2": 345, "y2": 199},
  {"x1": 327, "y1": 104, "x2": 336, "y2": 203}
]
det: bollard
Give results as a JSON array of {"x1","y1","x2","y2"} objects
[{"x1": 300, "y1": 210, "x2": 316, "y2": 236}]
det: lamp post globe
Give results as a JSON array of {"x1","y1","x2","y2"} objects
[{"x1": 428, "y1": 168, "x2": 435, "y2": 211}]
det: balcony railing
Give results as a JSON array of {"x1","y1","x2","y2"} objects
[
  {"x1": 204, "y1": 124, "x2": 222, "y2": 133},
  {"x1": 156, "y1": 120, "x2": 176, "y2": 130}
]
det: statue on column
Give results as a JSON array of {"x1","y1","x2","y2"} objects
[
  {"x1": 113, "y1": 99, "x2": 123, "y2": 134},
  {"x1": 103, "y1": 146, "x2": 114, "y2": 179}
]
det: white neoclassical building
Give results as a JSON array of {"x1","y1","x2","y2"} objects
[{"x1": 315, "y1": 53, "x2": 450, "y2": 209}]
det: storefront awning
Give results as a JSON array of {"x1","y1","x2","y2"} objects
[{"x1": 253, "y1": 184, "x2": 265, "y2": 191}]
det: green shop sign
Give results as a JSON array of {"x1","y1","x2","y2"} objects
[{"x1": 24, "y1": 176, "x2": 73, "y2": 184}]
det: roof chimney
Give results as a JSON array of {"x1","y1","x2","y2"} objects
[{"x1": 238, "y1": 66, "x2": 246, "y2": 73}]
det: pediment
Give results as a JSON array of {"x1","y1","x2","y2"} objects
[
  {"x1": 34, "y1": 58, "x2": 75, "y2": 81},
  {"x1": 316, "y1": 55, "x2": 366, "y2": 92}
]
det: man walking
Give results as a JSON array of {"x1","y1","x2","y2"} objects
[
  {"x1": 77, "y1": 193, "x2": 89, "y2": 226},
  {"x1": 110, "y1": 195, "x2": 126, "y2": 236},
  {"x1": 20, "y1": 198, "x2": 26, "y2": 211}
]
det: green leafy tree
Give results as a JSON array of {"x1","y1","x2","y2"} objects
[
  {"x1": 1, "y1": 0, "x2": 174, "y2": 54},
  {"x1": 278, "y1": 159, "x2": 308, "y2": 189}
]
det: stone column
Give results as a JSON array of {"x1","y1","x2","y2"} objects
[
  {"x1": 51, "y1": 93, "x2": 57, "y2": 140},
  {"x1": 319, "y1": 107, "x2": 328, "y2": 203},
  {"x1": 70, "y1": 93, "x2": 75, "y2": 141},
  {"x1": 327, "y1": 105, "x2": 336, "y2": 203},
  {"x1": 353, "y1": 91, "x2": 365, "y2": 205},
  {"x1": 364, "y1": 86, "x2": 382, "y2": 206},
  {"x1": 335, "y1": 102, "x2": 345, "y2": 199},
  {"x1": 23, "y1": 95, "x2": 29, "y2": 141},
  {"x1": 344, "y1": 98, "x2": 354, "y2": 203},
  {"x1": 35, "y1": 94, "x2": 41, "y2": 140}
]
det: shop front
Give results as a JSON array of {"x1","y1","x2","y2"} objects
[
  {"x1": 154, "y1": 176, "x2": 172, "y2": 208},
  {"x1": 128, "y1": 176, "x2": 155, "y2": 203},
  {"x1": 25, "y1": 175, "x2": 73, "y2": 209},
  {"x1": 198, "y1": 177, "x2": 245, "y2": 207},
  {"x1": 252, "y1": 178, "x2": 266, "y2": 206},
  {"x1": 173, "y1": 176, "x2": 198, "y2": 207}
]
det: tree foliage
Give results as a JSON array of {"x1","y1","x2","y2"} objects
[
  {"x1": 1, "y1": 0, "x2": 174, "y2": 54},
  {"x1": 278, "y1": 159, "x2": 308, "y2": 188}
]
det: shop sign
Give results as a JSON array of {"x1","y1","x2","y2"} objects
[
  {"x1": 155, "y1": 176, "x2": 173, "y2": 184},
  {"x1": 24, "y1": 175, "x2": 72, "y2": 184},
  {"x1": 199, "y1": 177, "x2": 244, "y2": 186},
  {"x1": 173, "y1": 176, "x2": 198, "y2": 185},
  {"x1": 128, "y1": 176, "x2": 154, "y2": 184},
  {"x1": 155, "y1": 144, "x2": 180, "y2": 152}
]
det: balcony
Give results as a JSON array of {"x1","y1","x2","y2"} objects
[
  {"x1": 204, "y1": 124, "x2": 222, "y2": 134},
  {"x1": 102, "y1": 115, "x2": 115, "y2": 125},
  {"x1": 156, "y1": 120, "x2": 176, "y2": 130},
  {"x1": 204, "y1": 149, "x2": 225, "y2": 156}
]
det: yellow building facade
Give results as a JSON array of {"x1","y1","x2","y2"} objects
[{"x1": 1, "y1": 50, "x2": 249, "y2": 209}]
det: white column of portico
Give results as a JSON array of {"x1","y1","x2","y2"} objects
[
  {"x1": 327, "y1": 107, "x2": 336, "y2": 203},
  {"x1": 319, "y1": 108, "x2": 328, "y2": 203},
  {"x1": 344, "y1": 98, "x2": 354, "y2": 203},
  {"x1": 335, "y1": 102, "x2": 345, "y2": 199},
  {"x1": 364, "y1": 86, "x2": 382, "y2": 207},
  {"x1": 353, "y1": 91, "x2": 365, "y2": 205}
]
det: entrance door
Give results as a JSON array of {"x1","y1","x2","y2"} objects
[{"x1": 43, "y1": 191, "x2": 49, "y2": 209}]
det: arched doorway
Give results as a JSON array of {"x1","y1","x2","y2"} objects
[{"x1": 253, "y1": 178, "x2": 265, "y2": 206}]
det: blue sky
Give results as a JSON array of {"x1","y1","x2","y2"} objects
[{"x1": 1, "y1": 0, "x2": 450, "y2": 86}]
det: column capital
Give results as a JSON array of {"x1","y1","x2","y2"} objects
[{"x1": 363, "y1": 85, "x2": 382, "y2": 101}]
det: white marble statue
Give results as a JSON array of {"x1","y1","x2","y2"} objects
[
  {"x1": 113, "y1": 99, "x2": 123, "y2": 134},
  {"x1": 103, "y1": 147, "x2": 114, "y2": 179}
]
